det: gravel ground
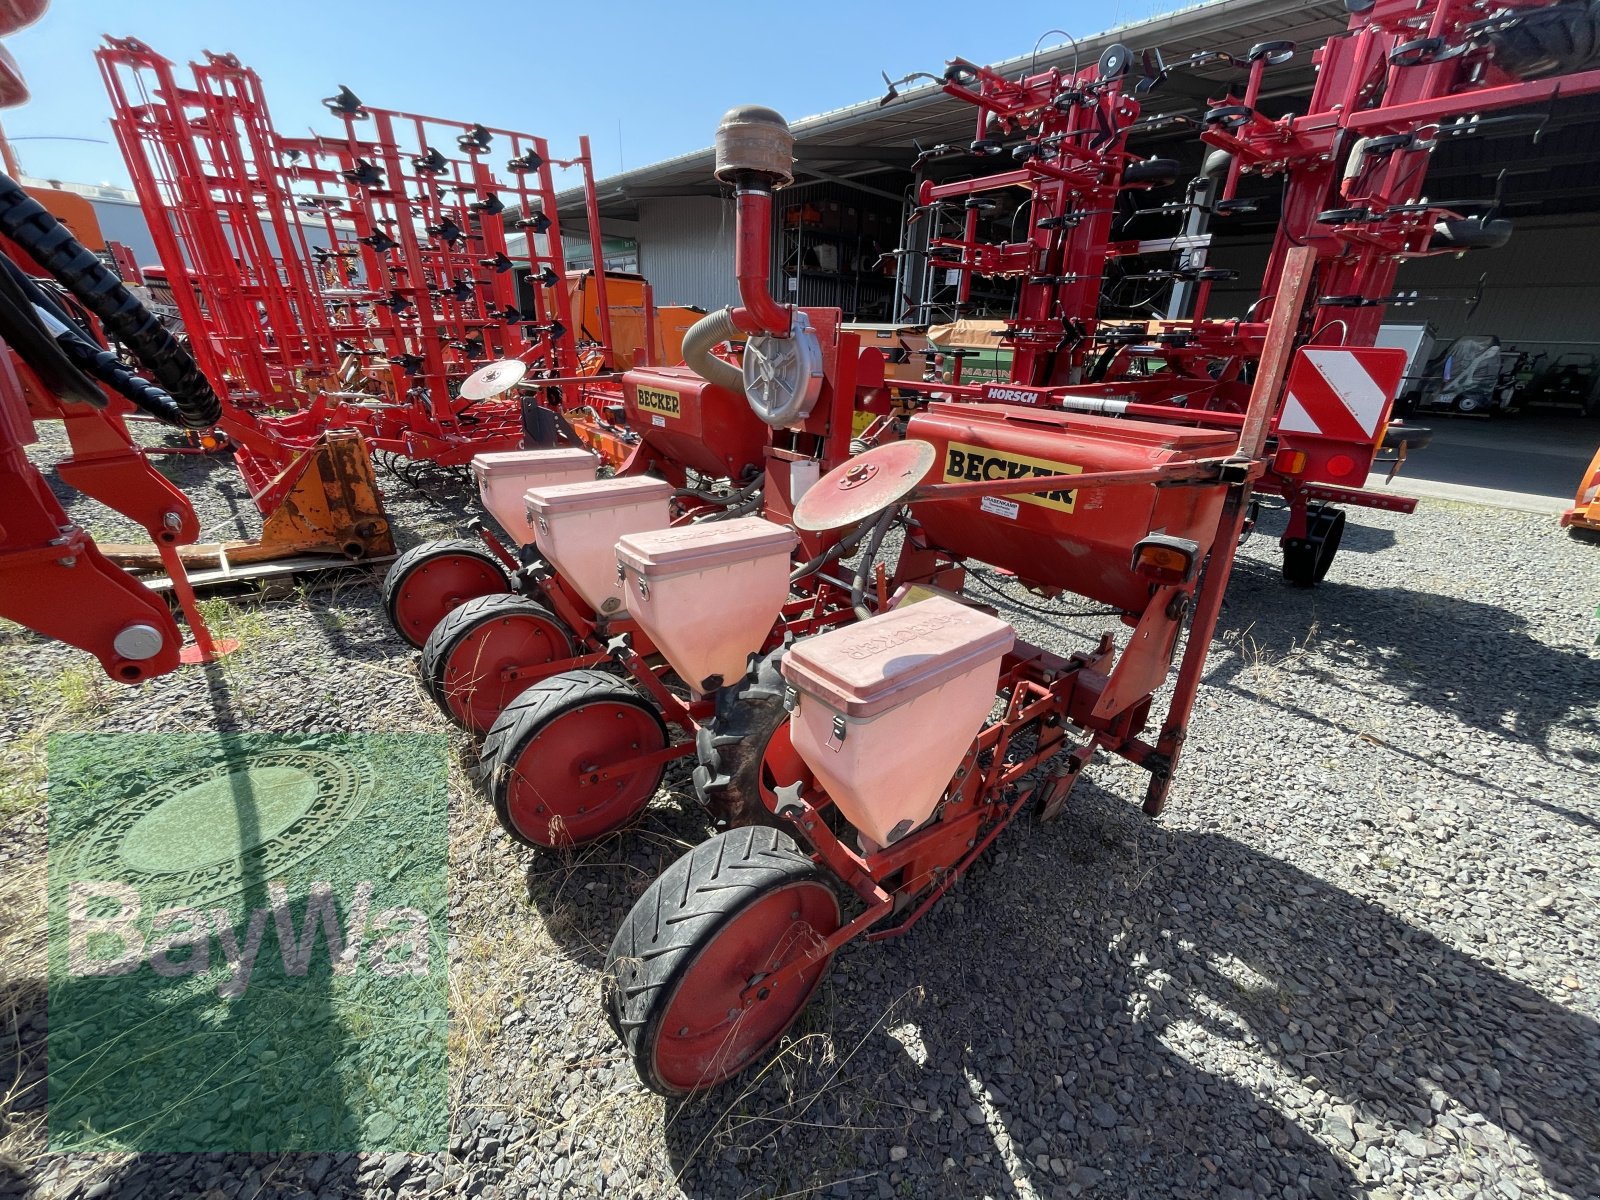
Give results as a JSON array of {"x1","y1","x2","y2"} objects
[{"x1": 2, "y1": 421, "x2": 1598, "y2": 1200}]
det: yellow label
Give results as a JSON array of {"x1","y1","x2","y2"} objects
[
  {"x1": 635, "y1": 385, "x2": 681, "y2": 418},
  {"x1": 851, "y1": 409, "x2": 877, "y2": 436},
  {"x1": 941, "y1": 440, "x2": 1081, "y2": 513}
]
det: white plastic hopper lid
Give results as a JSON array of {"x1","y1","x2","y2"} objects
[
  {"x1": 615, "y1": 516, "x2": 796, "y2": 576},
  {"x1": 781, "y1": 594, "x2": 1014, "y2": 719},
  {"x1": 525, "y1": 475, "x2": 673, "y2": 515}
]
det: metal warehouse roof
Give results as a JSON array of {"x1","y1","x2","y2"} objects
[{"x1": 556, "y1": 0, "x2": 1350, "y2": 219}]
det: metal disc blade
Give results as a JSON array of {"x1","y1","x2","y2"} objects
[
  {"x1": 793, "y1": 440, "x2": 937, "y2": 531},
  {"x1": 460, "y1": 358, "x2": 527, "y2": 401}
]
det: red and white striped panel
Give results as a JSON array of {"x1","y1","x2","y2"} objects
[{"x1": 1278, "y1": 347, "x2": 1408, "y2": 444}]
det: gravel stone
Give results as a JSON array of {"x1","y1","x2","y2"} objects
[{"x1": 3, "y1": 426, "x2": 1597, "y2": 1199}]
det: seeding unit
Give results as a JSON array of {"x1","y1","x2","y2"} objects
[{"x1": 599, "y1": 2, "x2": 1600, "y2": 1093}]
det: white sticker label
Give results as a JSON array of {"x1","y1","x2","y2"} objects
[
  {"x1": 651, "y1": 414, "x2": 666, "y2": 427},
  {"x1": 980, "y1": 495, "x2": 1020, "y2": 519}
]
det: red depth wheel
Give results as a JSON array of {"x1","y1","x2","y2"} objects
[
  {"x1": 481, "y1": 670, "x2": 669, "y2": 848},
  {"x1": 421, "y1": 594, "x2": 575, "y2": 733},
  {"x1": 605, "y1": 828, "x2": 842, "y2": 1094},
  {"x1": 383, "y1": 538, "x2": 511, "y2": 649}
]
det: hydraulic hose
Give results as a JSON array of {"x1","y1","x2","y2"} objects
[
  {"x1": 0, "y1": 171, "x2": 221, "y2": 428},
  {"x1": 681, "y1": 306, "x2": 746, "y2": 397},
  {"x1": 674, "y1": 470, "x2": 765, "y2": 506},
  {"x1": 790, "y1": 508, "x2": 876, "y2": 584},
  {"x1": 851, "y1": 505, "x2": 899, "y2": 620},
  {"x1": 0, "y1": 255, "x2": 194, "y2": 425},
  {"x1": 0, "y1": 250, "x2": 103, "y2": 405}
]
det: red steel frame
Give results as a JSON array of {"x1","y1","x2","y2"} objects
[
  {"x1": 0, "y1": 323, "x2": 208, "y2": 682},
  {"x1": 888, "y1": 1, "x2": 1600, "y2": 545}
]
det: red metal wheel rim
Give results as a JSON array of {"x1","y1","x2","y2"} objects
[
  {"x1": 394, "y1": 555, "x2": 505, "y2": 645},
  {"x1": 442, "y1": 613, "x2": 572, "y2": 733},
  {"x1": 651, "y1": 881, "x2": 840, "y2": 1092},
  {"x1": 504, "y1": 700, "x2": 665, "y2": 846}
]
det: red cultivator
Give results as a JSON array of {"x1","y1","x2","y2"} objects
[
  {"x1": 878, "y1": 0, "x2": 1600, "y2": 584},
  {"x1": 96, "y1": 37, "x2": 621, "y2": 561}
]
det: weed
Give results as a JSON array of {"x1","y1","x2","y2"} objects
[
  {"x1": 195, "y1": 597, "x2": 273, "y2": 648},
  {"x1": 53, "y1": 662, "x2": 110, "y2": 719}
]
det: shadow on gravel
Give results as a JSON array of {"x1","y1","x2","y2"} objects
[
  {"x1": 633, "y1": 781, "x2": 1598, "y2": 1200},
  {"x1": 1326, "y1": 522, "x2": 1397, "y2": 556},
  {"x1": 519, "y1": 762, "x2": 714, "y2": 972},
  {"x1": 1212, "y1": 532, "x2": 1600, "y2": 768}
]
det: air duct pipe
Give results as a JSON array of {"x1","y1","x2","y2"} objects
[{"x1": 681, "y1": 105, "x2": 797, "y2": 396}]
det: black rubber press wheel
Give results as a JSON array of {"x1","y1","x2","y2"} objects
[
  {"x1": 693, "y1": 647, "x2": 818, "y2": 830},
  {"x1": 480, "y1": 669, "x2": 668, "y2": 849},
  {"x1": 420, "y1": 593, "x2": 574, "y2": 733},
  {"x1": 603, "y1": 826, "x2": 841, "y2": 1094},
  {"x1": 1281, "y1": 502, "x2": 1346, "y2": 587},
  {"x1": 383, "y1": 538, "x2": 511, "y2": 648}
]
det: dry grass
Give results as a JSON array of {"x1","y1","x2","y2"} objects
[
  {"x1": 0, "y1": 830, "x2": 48, "y2": 1177},
  {"x1": 1233, "y1": 618, "x2": 1321, "y2": 700}
]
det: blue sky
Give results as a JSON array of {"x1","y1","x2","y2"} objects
[{"x1": 4, "y1": 0, "x2": 1178, "y2": 189}]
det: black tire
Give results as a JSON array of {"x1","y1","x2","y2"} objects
[
  {"x1": 419, "y1": 593, "x2": 574, "y2": 732},
  {"x1": 1490, "y1": 3, "x2": 1600, "y2": 80},
  {"x1": 1122, "y1": 157, "x2": 1181, "y2": 188},
  {"x1": 0, "y1": 172, "x2": 221, "y2": 428},
  {"x1": 481, "y1": 669, "x2": 669, "y2": 848},
  {"x1": 382, "y1": 538, "x2": 511, "y2": 648},
  {"x1": 693, "y1": 648, "x2": 792, "y2": 829},
  {"x1": 603, "y1": 826, "x2": 841, "y2": 1094},
  {"x1": 1281, "y1": 503, "x2": 1346, "y2": 587}
]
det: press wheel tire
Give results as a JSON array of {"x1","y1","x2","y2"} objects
[
  {"x1": 694, "y1": 647, "x2": 797, "y2": 829},
  {"x1": 383, "y1": 538, "x2": 511, "y2": 648},
  {"x1": 603, "y1": 826, "x2": 842, "y2": 1094},
  {"x1": 421, "y1": 594, "x2": 574, "y2": 733},
  {"x1": 482, "y1": 669, "x2": 669, "y2": 848},
  {"x1": 1281, "y1": 503, "x2": 1346, "y2": 587}
]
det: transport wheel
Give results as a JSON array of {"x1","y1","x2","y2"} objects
[
  {"x1": 694, "y1": 648, "x2": 815, "y2": 829},
  {"x1": 481, "y1": 669, "x2": 669, "y2": 848},
  {"x1": 1281, "y1": 502, "x2": 1346, "y2": 587},
  {"x1": 603, "y1": 826, "x2": 841, "y2": 1094},
  {"x1": 421, "y1": 594, "x2": 575, "y2": 734},
  {"x1": 383, "y1": 538, "x2": 511, "y2": 648}
]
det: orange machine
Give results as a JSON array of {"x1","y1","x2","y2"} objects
[{"x1": 1561, "y1": 448, "x2": 1600, "y2": 537}]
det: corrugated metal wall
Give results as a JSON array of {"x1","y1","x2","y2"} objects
[{"x1": 636, "y1": 196, "x2": 740, "y2": 309}]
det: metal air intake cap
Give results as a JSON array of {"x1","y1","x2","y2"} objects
[{"x1": 714, "y1": 105, "x2": 794, "y2": 188}]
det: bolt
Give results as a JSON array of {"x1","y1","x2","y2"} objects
[
  {"x1": 163, "y1": 511, "x2": 182, "y2": 530},
  {"x1": 113, "y1": 623, "x2": 165, "y2": 662}
]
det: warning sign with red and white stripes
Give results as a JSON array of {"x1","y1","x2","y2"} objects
[{"x1": 1277, "y1": 347, "x2": 1408, "y2": 445}]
